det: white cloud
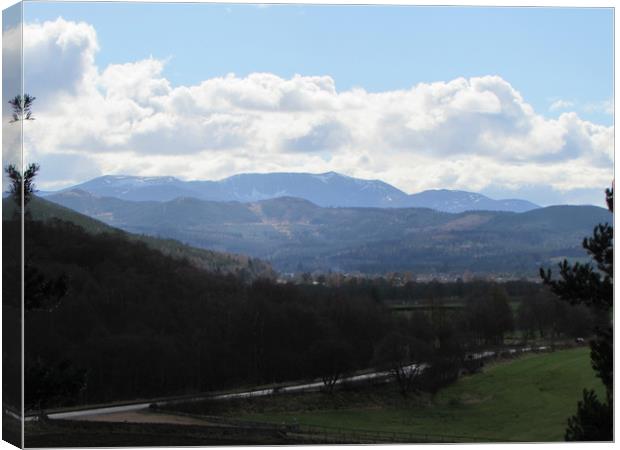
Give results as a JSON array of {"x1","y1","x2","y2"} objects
[
  {"x1": 3, "y1": 22, "x2": 23, "y2": 194},
  {"x1": 23, "y1": 17, "x2": 99, "y2": 102},
  {"x1": 549, "y1": 99, "x2": 574, "y2": 111},
  {"x1": 21, "y1": 18, "x2": 614, "y2": 205},
  {"x1": 584, "y1": 99, "x2": 614, "y2": 115}
]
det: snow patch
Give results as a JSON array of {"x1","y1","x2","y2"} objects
[{"x1": 313, "y1": 172, "x2": 339, "y2": 184}]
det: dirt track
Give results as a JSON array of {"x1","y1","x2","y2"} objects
[{"x1": 77, "y1": 410, "x2": 218, "y2": 426}]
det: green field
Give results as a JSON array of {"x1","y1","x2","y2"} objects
[{"x1": 235, "y1": 347, "x2": 603, "y2": 442}]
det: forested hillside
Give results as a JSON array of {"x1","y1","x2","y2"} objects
[
  {"x1": 11, "y1": 217, "x2": 386, "y2": 405},
  {"x1": 3, "y1": 196, "x2": 275, "y2": 280},
  {"x1": 46, "y1": 190, "x2": 611, "y2": 276}
]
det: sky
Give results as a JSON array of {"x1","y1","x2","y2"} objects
[{"x1": 2, "y1": 2, "x2": 614, "y2": 206}]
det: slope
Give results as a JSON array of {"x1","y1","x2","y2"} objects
[{"x1": 3, "y1": 195, "x2": 275, "y2": 280}]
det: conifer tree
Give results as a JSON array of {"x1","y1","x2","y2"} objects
[
  {"x1": 8, "y1": 93, "x2": 36, "y2": 122},
  {"x1": 540, "y1": 187, "x2": 613, "y2": 441},
  {"x1": 5, "y1": 162, "x2": 39, "y2": 209}
]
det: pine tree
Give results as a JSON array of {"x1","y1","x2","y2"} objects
[
  {"x1": 540, "y1": 187, "x2": 613, "y2": 441},
  {"x1": 8, "y1": 93, "x2": 36, "y2": 122},
  {"x1": 5, "y1": 162, "x2": 40, "y2": 209}
]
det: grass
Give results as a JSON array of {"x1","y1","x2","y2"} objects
[
  {"x1": 24, "y1": 418, "x2": 308, "y2": 447},
  {"x1": 232, "y1": 347, "x2": 603, "y2": 442}
]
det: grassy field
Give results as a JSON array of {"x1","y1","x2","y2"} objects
[{"x1": 231, "y1": 347, "x2": 603, "y2": 442}]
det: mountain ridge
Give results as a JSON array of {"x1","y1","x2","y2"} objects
[{"x1": 42, "y1": 172, "x2": 541, "y2": 213}]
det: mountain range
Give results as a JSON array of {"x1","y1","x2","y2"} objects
[
  {"x1": 42, "y1": 172, "x2": 540, "y2": 213},
  {"x1": 44, "y1": 189, "x2": 610, "y2": 277}
]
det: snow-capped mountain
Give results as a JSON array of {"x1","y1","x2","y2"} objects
[
  {"x1": 43, "y1": 172, "x2": 540, "y2": 213},
  {"x1": 216, "y1": 172, "x2": 406, "y2": 207}
]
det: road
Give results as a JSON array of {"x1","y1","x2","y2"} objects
[
  {"x1": 35, "y1": 365, "x2": 403, "y2": 421},
  {"x1": 23, "y1": 344, "x2": 550, "y2": 422}
]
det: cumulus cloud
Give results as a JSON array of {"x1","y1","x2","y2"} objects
[
  {"x1": 20, "y1": 18, "x2": 614, "y2": 205},
  {"x1": 23, "y1": 17, "x2": 99, "y2": 102}
]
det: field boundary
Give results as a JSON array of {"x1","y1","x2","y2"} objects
[{"x1": 151, "y1": 408, "x2": 520, "y2": 443}]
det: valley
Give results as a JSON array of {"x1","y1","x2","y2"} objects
[{"x1": 6, "y1": 172, "x2": 611, "y2": 446}]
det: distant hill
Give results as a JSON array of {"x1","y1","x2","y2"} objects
[
  {"x1": 3, "y1": 196, "x2": 275, "y2": 281},
  {"x1": 406, "y1": 189, "x2": 539, "y2": 213},
  {"x1": 43, "y1": 172, "x2": 540, "y2": 213},
  {"x1": 45, "y1": 190, "x2": 610, "y2": 277}
]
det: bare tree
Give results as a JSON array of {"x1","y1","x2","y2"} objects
[{"x1": 374, "y1": 332, "x2": 430, "y2": 397}]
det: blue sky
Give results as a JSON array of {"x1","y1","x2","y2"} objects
[
  {"x1": 25, "y1": 3, "x2": 613, "y2": 125},
  {"x1": 6, "y1": 2, "x2": 615, "y2": 206}
]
